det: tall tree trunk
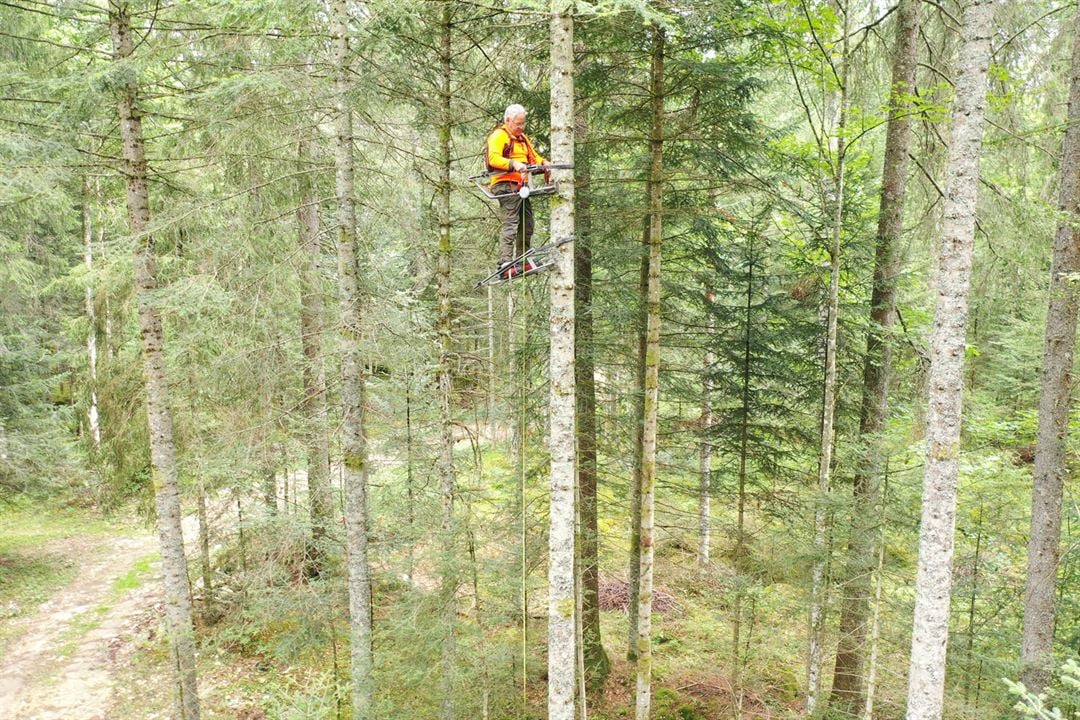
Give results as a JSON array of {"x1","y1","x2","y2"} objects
[
  {"x1": 906, "y1": 2, "x2": 996, "y2": 718},
  {"x1": 697, "y1": 293, "x2": 713, "y2": 569},
  {"x1": 574, "y1": 92, "x2": 610, "y2": 691},
  {"x1": 574, "y1": 475, "x2": 588, "y2": 720},
  {"x1": 467, "y1": 507, "x2": 492, "y2": 720},
  {"x1": 236, "y1": 491, "x2": 247, "y2": 574},
  {"x1": 262, "y1": 382, "x2": 278, "y2": 515},
  {"x1": 487, "y1": 286, "x2": 496, "y2": 426},
  {"x1": 511, "y1": 284, "x2": 527, "y2": 704},
  {"x1": 462, "y1": 450, "x2": 491, "y2": 720},
  {"x1": 437, "y1": 6, "x2": 458, "y2": 719},
  {"x1": 331, "y1": 2, "x2": 374, "y2": 715},
  {"x1": 830, "y1": 0, "x2": 919, "y2": 710},
  {"x1": 807, "y1": 6, "x2": 849, "y2": 712},
  {"x1": 298, "y1": 123, "x2": 332, "y2": 548},
  {"x1": 108, "y1": 6, "x2": 200, "y2": 719},
  {"x1": 732, "y1": 247, "x2": 753, "y2": 695},
  {"x1": 548, "y1": 4, "x2": 577, "y2": 719},
  {"x1": 197, "y1": 476, "x2": 213, "y2": 620},
  {"x1": 1021, "y1": 2, "x2": 1080, "y2": 693},
  {"x1": 282, "y1": 465, "x2": 290, "y2": 515},
  {"x1": 862, "y1": 472, "x2": 889, "y2": 720},
  {"x1": 103, "y1": 274, "x2": 115, "y2": 362},
  {"x1": 100, "y1": 183, "x2": 115, "y2": 363},
  {"x1": 405, "y1": 378, "x2": 416, "y2": 582},
  {"x1": 635, "y1": 25, "x2": 664, "y2": 720},
  {"x1": 964, "y1": 510, "x2": 983, "y2": 702},
  {"x1": 263, "y1": 429, "x2": 277, "y2": 516},
  {"x1": 81, "y1": 176, "x2": 101, "y2": 453},
  {"x1": 627, "y1": 221, "x2": 649, "y2": 662}
]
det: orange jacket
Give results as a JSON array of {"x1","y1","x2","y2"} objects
[{"x1": 486, "y1": 124, "x2": 545, "y2": 186}]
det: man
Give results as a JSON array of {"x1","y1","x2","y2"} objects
[{"x1": 487, "y1": 104, "x2": 551, "y2": 278}]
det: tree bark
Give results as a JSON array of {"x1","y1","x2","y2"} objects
[
  {"x1": 297, "y1": 127, "x2": 332, "y2": 547},
  {"x1": 261, "y1": 373, "x2": 278, "y2": 516},
  {"x1": 627, "y1": 221, "x2": 648, "y2": 663},
  {"x1": 437, "y1": 6, "x2": 458, "y2": 718},
  {"x1": 807, "y1": 6, "x2": 849, "y2": 712},
  {"x1": 197, "y1": 476, "x2": 213, "y2": 620},
  {"x1": 635, "y1": 25, "x2": 664, "y2": 720},
  {"x1": 103, "y1": 278, "x2": 115, "y2": 362},
  {"x1": 263, "y1": 469, "x2": 276, "y2": 515},
  {"x1": 906, "y1": 2, "x2": 996, "y2": 718},
  {"x1": 831, "y1": 0, "x2": 919, "y2": 710},
  {"x1": 1021, "y1": 2, "x2": 1080, "y2": 693},
  {"x1": 282, "y1": 465, "x2": 290, "y2": 515},
  {"x1": 81, "y1": 176, "x2": 101, "y2": 452},
  {"x1": 964, "y1": 510, "x2": 983, "y2": 702},
  {"x1": 862, "y1": 473, "x2": 889, "y2": 720},
  {"x1": 108, "y1": 6, "x2": 200, "y2": 719},
  {"x1": 574, "y1": 90, "x2": 610, "y2": 692},
  {"x1": 487, "y1": 285, "x2": 496, "y2": 425},
  {"x1": 331, "y1": 2, "x2": 374, "y2": 715},
  {"x1": 697, "y1": 295, "x2": 713, "y2": 569},
  {"x1": 405, "y1": 379, "x2": 416, "y2": 582},
  {"x1": 732, "y1": 248, "x2": 753, "y2": 694},
  {"x1": 548, "y1": 4, "x2": 577, "y2": 719}
]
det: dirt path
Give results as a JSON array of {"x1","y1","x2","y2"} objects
[{"x1": 0, "y1": 531, "x2": 160, "y2": 720}]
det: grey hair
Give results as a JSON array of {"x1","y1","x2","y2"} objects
[{"x1": 504, "y1": 103, "x2": 526, "y2": 122}]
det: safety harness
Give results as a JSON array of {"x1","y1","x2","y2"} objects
[{"x1": 483, "y1": 123, "x2": 539, "y2": 186}]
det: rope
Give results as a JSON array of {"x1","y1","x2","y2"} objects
[{"x1": 517, "y1": 199, "x2": 529, "y2": 719}]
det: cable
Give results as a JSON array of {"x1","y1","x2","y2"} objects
[{"x1": 518, "y1": 197, "x2": 529, "y2": 720}]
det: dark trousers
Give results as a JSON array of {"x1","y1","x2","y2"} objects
[{"x1": 494, "y1": 182, "x2": 534, "y2": 264}]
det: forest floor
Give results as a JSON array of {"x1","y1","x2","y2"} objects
[
  {"x1": 0, "y1": 507, "x2": 165, "y2": 720},
  {"x1": 0, "y1": 458, "x2": 817, "y2": 720}
]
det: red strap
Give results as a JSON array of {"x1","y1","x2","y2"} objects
[{"x1": 502, "y1": 135, "x2": 516, "y2": 160}]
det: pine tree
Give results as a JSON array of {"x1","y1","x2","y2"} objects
[
  {"x1": 108, "y1": 4, "x2": 200, "y2": 718},
  {"x1": 831, "y1": 0, "x2": 920, "y2": 709},
  {"x1": 574, "y1": 91, "x2": 610, "y2": 689},
  {"x1": 296, "y1": 122, "x2": 332, "y2": 549},
  {"x1": 807, "y1": 2, "x2": 850, "y2": 710},
  {"x1": 635, "y1": 23, "x2": 665, "y2": 720},
  {"x1": 698, "y1": 298, "x2": 714, "y2": 569},
  {"x1": 1021, "y1": 1, "x2": 1080, "y2": 693},
  {"x1": 689, "y1": 209, "x2": 819, "y2": 695},
  {"x1": 330, "y1": 1, "x2": 374, "y2": 714},
  {"x1": 81, "y1": 176, "x2": 102, "y2": 453},
  {"x1": 906, "y1": 2, "x2": 997, "y2": 718},
  {"x1": 436, "y1": 5, "x2": 459, "y2": 717},
  {"x1": 548, "y1": 3, "x2": 578, "y2": 719}
]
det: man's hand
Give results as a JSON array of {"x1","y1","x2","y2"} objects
[{"x1": 511, "y1": 160, "x2": 527, "y2": 172}]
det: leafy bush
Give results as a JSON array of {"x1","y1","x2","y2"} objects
[{"x1": 1004, "y1": 660, "x2": 1080, "y2": 720}]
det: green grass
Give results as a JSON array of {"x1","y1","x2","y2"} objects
[
  {"x1": 0, "y1": 501, "x2": 137, "y2": 637},
  {"x1": 112, "y1": 553, "x2": 157, "y2": 593},
  {"x1": 0, "y1": 501, "x2": 119, "y2": 553},
  {"x1": 0, "y1": 550, "x2": 76, "y2": 621}
]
